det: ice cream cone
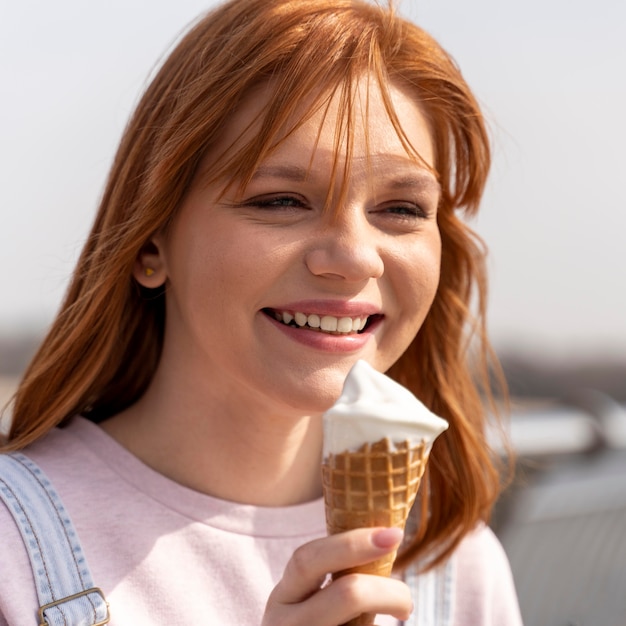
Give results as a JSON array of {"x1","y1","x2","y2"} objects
[
  {"x1": 321, "y1": 437, "x2": 429, "y2": 626},
  {"x1": 321, "y1": 361, "x2": 448, "y2": 626}
]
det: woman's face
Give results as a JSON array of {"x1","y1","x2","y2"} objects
[{"x1": 151, "y1": 78, "x2": 441, "y2": 415}]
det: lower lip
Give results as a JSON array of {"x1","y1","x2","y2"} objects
[{"x1": 264, "y1": 314, "x2": 377, "y2": 352}]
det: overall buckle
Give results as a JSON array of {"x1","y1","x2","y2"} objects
[{"x1": 38, "y1": 587, "x2": 110, "y2": 626}]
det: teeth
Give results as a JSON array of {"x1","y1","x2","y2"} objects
[
  {"x1": 320, "y1": 316, "x2": 338, "y2": 332},
  {"x1": 352, "y1": 317, "x2": 363, "y2": 331},
  {"x1": 277, "y1": 310, "x2": 371, "y2": 334},
  {"x1": 307, "y1": 314, "x2": 321, "y2": 328},
  {"x1": 337, "y1": 317, "x2": 353, "y2": 333}
]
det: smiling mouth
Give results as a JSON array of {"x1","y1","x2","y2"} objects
[{"x1": 263, "y1": 308, "x2": 381, "y2": 335}]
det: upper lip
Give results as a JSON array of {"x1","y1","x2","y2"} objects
[{"x1": 266, "y1": 300, "x2": 382, "y2": 317}]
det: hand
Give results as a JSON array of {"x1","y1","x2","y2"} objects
[{"x1": 262, "y1": 527, "x2": 413, "y2": 626}]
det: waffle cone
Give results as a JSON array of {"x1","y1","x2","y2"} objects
[{"x1": 321, "y1": 437, "x2": 429, "y2": 626}]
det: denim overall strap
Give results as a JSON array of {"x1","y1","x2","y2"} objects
[
  {"x1": 0, "y1": 452, "x2": 110, "y2": 626},
  {"x1": 403, "y1": 556, "x2": 455, "y2": 626}
]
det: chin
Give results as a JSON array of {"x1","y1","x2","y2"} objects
[{"x1": 279, "y1": 366, "x2": 350, "y2": 415}]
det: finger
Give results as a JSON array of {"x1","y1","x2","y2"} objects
[
  {"x1": 268, "y1": 573, "x2": 413, "y2": 626},
  {"x1": 271, "y1": 527, "x2": 403, "y2": 604},
  {"x1": 302, "y1": 573, "x2": 413, "y2": 625}
]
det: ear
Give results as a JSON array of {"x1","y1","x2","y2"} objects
[{"x1": 133, "y1": 237, "x2": 167, "y2": 288}]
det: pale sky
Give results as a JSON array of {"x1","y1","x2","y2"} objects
[{"x1": 1, "y1": 0, "x2": 625, "y2": 359}]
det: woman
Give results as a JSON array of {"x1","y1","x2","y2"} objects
[{"x1": 0, "y1": 0, "x2": 522, "y2": 624}]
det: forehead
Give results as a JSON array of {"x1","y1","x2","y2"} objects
[{"x1": 199, "y1": 75, "x2": 436, "y2": 186}]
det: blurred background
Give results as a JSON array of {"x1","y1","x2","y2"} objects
[{"x1": 1, "y1": 1, "x2": 625, "y2": 623}]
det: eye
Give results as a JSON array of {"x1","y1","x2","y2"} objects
[
  {"x1": 244, "y1": 194, "x2": 308, "y2": 210},
  {"x1": 377, "y1": 202, "x2": 429, "y2": 219}
]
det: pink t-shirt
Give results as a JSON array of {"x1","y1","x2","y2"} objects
[{"x1": 0, "y1": 417, "x2": 522, "y2": 625}]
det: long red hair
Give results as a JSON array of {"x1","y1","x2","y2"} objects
[{"x1": 2, "y1": 0, "x2": 508, "y2": 570}]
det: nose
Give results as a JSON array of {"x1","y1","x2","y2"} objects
[{"x1": 304, "y1": 208, "x2": 384, "y2": 281}]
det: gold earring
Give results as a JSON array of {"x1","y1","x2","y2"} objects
[{"x1": 145, "y1": 268, "x2": 155, "y2": 277}]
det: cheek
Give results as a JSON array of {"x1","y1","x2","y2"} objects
[
  {"x1": 167, "y1": 213, "x2": 242, "y2": 281},
  {"x1": 396, "y1": 233, "x2": 442, "y2": 302},
  {"x1": 375, "y1": 243, "x2": 441, "y2": 373},
  {"x1": 390, "y1": 237, "x2": 442, "y2": 340},
  {"x1": 164, "y1": 215, "x2": 291, "y2": 319},
  {"x1": 421, "y1": 251, "x2": 442, "y2": 299},
  {"x1": 422, "y1": 230, "x2": 443, "y2": 292}
]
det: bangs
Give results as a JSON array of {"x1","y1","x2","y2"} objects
[{"x1": 196, "y1": 4, "x2": 436, "y2": 213}]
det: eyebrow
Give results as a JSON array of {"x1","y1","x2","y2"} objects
[
  {"x1": 384, "y1": 173, "x2": 441, "y2": 193},
  {"x1": 250, "y1": 162, "x2": 440, "y2": 194},
  {"x1": 250, "y1": 164, "x2": 311, "y2": 182}
]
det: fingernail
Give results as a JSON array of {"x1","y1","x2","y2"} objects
[{"x1": 372, "y1": 527, "x2": 404, "y2": 548}]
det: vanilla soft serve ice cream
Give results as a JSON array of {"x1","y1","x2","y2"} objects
[
  {"x1": 321, "y1": 360, "x2": 450, "y2": 625},
  {"x1": 323, "y1": 360, "x2": 449, "y2": 457}
]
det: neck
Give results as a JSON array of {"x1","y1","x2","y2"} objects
[{"x1": 100, "y1": 366, "x2": 324, "y2": 507}]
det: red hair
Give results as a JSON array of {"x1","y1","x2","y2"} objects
[{"x1": 3, "y1": 0, "x2": 509, "y2": 570}]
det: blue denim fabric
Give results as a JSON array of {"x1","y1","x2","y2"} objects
[
  {"x1": 0, "y1": 453, "x2": 109, "y2": 625},
  {"x1": 403, "y1": 556, "x2": 455, "y2": 626}
]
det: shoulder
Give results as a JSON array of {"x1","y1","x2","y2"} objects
[
  {"x1": 451, "y1": 524, "x2": 524, "y2": 626},
  {"x1": 0, "y1": 456, "x2": 43, "y2": 625},
  {"x1": 455, "y1": 523, "x2": 511, "y2": 573},
  {"x1": 0, "y1": 421, "x2": 119, "y2": 624},
  {"x1": 5, "y1": 417, "x2": 124, "y2": 501}
]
